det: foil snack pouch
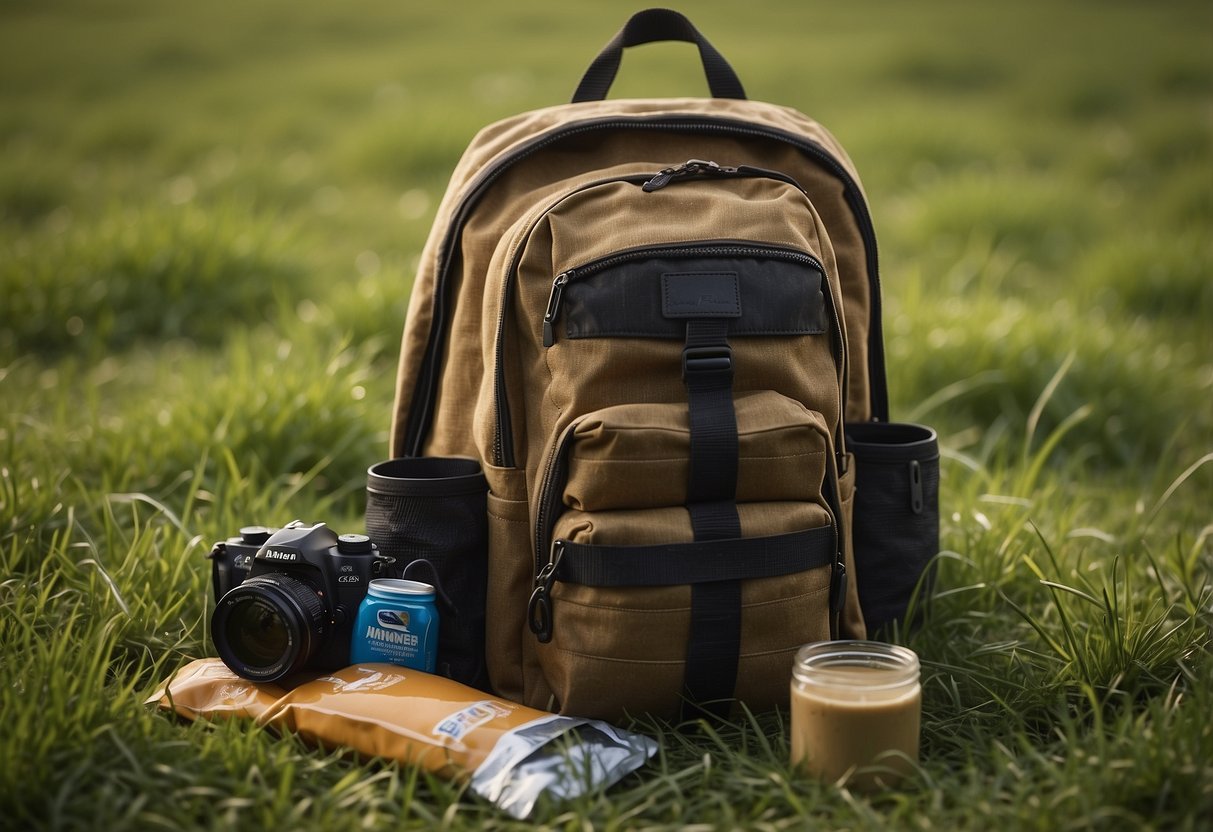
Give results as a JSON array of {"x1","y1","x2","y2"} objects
[{"x1": 149, "y1": 659, "x2": 655, "y2": 818}]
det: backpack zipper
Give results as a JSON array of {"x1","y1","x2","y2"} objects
[
  {"x1": 526, "y1": 408, "x2": 581, "y2": 643},
  {"x1": 640, "y1": 158, "x2": 805, "y2": 192},
  {"x1": 400, "y1": 114, "x2": 887, "y2": 457}
]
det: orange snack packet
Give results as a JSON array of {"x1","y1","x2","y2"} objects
[
  {"x1": 149, "y1": 659, "x2": 655, "y2": 817},
  {"x1": 148, "y1": 658, "x2": 287, "y2": 721}
]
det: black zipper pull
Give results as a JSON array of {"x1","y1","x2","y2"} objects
[
  {"x1": 641, "y1": 165, "x2": 678, "y2": 192},
  {"x1": 527, "y1": 541, "x2": 565, "y2": 643},
  {"x1": 644, "y1": 160, "x2": 804, "y2": 194},
  {"x1": 829, "y1": 562, "x2": 848, "y2": 639},
  {"x1": 542, "y1": 271, "x2": 572, "y2": 347},
  {"x1": 909, "y1": 459, "x2": 924, "y2": 514},
  {"x1": 643, "y1": 159, "x2": 732, "y2": 192}
]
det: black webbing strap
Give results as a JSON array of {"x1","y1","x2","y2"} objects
[
  {"x1": 685, "y1": 319, "x2": 739, "y2": 510},
  {"x1": 554, "y1": 527, "x2": 835, "y2": 586},
  {"x1": 681, "y1": 318, "x2": 742, "y2": 720}
]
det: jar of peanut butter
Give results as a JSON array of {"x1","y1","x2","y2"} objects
[{"x1": 790, "y1": 641, "x2": 921, "y2": 789}]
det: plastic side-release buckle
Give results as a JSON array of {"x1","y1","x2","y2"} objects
[{"x1": 682, "y1": 344, "x2": 733, "y2": 380}]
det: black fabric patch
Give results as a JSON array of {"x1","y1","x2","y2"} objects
[
  {"x1": 563, "y1": 255, "x2": 825, "y2": 340},
  {"x1": 661, "y1": 272, "x2": 742, "y2": 319}
]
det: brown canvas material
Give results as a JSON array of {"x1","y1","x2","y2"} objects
[
  {"x1": 391, "y1": 98, "x2": 876, "y2": 460},
  {"x1": 389, "y1": 94, "x2": 876, "y2": 720},
  {"x1": 563, "y1": 392, "x2": 831, "y2": 511}
]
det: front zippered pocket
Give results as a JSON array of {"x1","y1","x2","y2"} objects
[
  {"x1": 489, "y1": 162, "x2": 842, "y2": 469},
  {"x1": 542, "y1": 243, "x2": 830, "y2": 348},
  {"x1": 490, "y1": 172, "x2": 844, "y2": 473},
  {"x1": 497, "y1": 241, "x2": 847, "y2": 469},
  {"x1": 522, "y1": 392, "x2": 846, "y2": 720},
  {"x1": 526, "y1": 393, "x2": 847, "y2": 645}
]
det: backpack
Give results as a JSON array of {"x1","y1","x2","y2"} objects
[{"x1": 388, "y1": 8, "x2": 939, "y2": 721}]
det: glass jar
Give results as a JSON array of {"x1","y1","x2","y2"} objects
[{"x1": 790, "y1": 640, "x2": 921, "y2": 789}]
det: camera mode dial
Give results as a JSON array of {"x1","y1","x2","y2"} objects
[
  {"x1": 337, "y1": 533, "x2": 373, "y2": 555},
  {"x1": 240, "y1": 526, "x2": 274, "y2": 545}
]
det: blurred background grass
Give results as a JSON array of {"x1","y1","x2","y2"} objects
[
  {"x1": 2, "y1": 0, "x2": 1209, "y2": 476},
  {"x1": 1, "y1": 0, "x2": 1210, "y2": 828}
]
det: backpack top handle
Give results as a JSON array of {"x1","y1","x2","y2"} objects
[{"x1": 571, "y1": 8, "x2": 748, "y2": 103}]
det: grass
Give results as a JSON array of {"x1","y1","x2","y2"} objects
[{"x1": 1, "y1": 0, "x2": 1211, "y2": 828}]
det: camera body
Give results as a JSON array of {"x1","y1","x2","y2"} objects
[
  {"x1": 208, "y1": 521, "x2": 392, "y2": 682},
  {"x1": 207, "y1": 526, "x2": 275, "y2": 601}
]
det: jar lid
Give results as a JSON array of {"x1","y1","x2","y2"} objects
[
  {"x1": 792, "y1": 640, "x2": 919, "y2": 690},
  {"x1": 367, "y1": 578, "x2": 435, "y2": 598}
]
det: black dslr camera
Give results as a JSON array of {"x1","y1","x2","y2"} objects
[{"x1": 207, "y1": 521, "x2": 392, "y2": 682}]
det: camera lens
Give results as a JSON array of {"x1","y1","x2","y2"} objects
[{"x1": 211, "y1": 574, "x2": 326, "y2": 682}]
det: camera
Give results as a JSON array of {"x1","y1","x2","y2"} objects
[
  {"x1": 207, "y1": 521, "x2": 392, "y2": 682},
  {"x1": 207, "y1": 525, "x2": 275, "y2": 601}
]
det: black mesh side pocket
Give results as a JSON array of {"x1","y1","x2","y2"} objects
[
  {"x1": 365, "y1": 457, "x2": 489, "y2": 690},
  {"x1": 845, "y1": 423, "x2": 940, "y2": 634}
]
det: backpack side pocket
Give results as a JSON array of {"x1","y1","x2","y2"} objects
[
  {"x1": 846, "y1": 422, "x2": 940, "y2": 634},
  {"x1": 483, "y1": 465, "x2": 535, "y2": 703}
]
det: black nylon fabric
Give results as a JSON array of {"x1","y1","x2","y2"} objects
[
  {"x1": 564, "y1": 255, "x2": 825, "y2": 341},
  {"x1": 846, "y1": 422, "x2": 940, "y2": 634},
  {"x1": 685, "y1": 319, "x2": 740, "y2": 511},
  {"x1": 364, "y1": 458, "x2": 490, "y2": 691}
]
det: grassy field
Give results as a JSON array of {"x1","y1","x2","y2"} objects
[{"x1": 1, "y1": 0, "x2": 1211, "y2": 828}]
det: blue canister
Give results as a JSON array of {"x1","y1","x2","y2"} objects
[{"x1": 349, "y1": 579, "x2": 438, "y2": 672}]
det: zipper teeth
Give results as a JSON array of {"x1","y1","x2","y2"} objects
[
  {"x1": 533, "y1": 421, "x2": 578, "y2": 574},
  {"x1": 403, "y1": 115, "x2": 884, "y2": 457},
  {"x1": 574, "y1": 244, "x2": 819, "y2": 278}
]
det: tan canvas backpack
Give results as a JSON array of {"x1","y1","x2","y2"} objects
[{"x1": 388, "y1": 9, "x2": 939, "y2": 721}]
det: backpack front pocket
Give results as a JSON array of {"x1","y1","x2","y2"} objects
[
  {"x1": 562, "y1": 392, "x2": 833, "y2": 511},
  {"x1": 478, "y1": 161, "x2": 858, "y2": 719},
  {"x1": 526, "y1": 393, "x2": 843, "y2": 720},
  {"x1": 482, "y1": 164, "x2": 847, "y2": 473}
]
